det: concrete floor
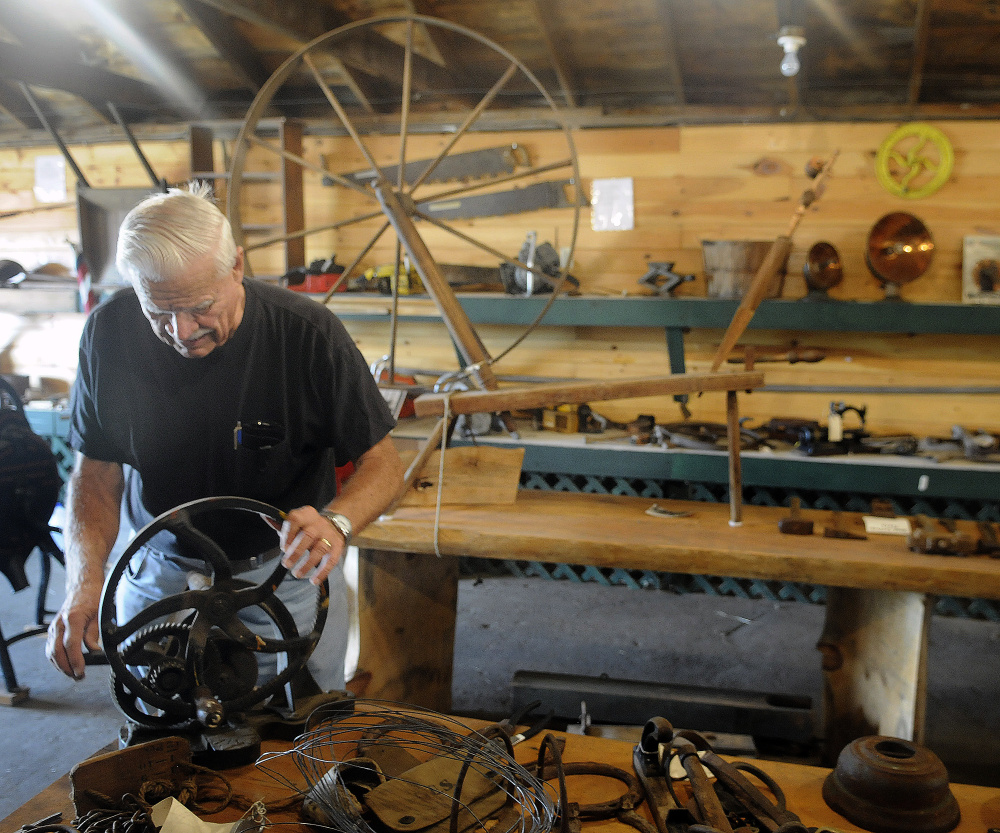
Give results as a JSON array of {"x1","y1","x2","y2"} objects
[{"x1": 3, "y1": 553, "x2": 1000, "y2": 821}]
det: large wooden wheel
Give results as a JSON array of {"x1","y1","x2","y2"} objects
[{"x1": 227, "y1": 14, "x2": 582, "y2": 389}]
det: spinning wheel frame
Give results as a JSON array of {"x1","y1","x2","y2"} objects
[{"x1": 226, "y1": 14, "x2": 582, "y2": 387}]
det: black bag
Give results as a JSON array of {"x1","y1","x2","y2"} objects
[{"x1": 0, "y1": 377, "x2": 63, "y2": 591}]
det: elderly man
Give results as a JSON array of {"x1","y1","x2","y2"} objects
[{"x1": 46, "y1": 183, "x2": 405, "y2": 692}]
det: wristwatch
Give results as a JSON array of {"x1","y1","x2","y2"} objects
[{"x1": 320, "y1": 510, "x2": 353, "y2": 547}]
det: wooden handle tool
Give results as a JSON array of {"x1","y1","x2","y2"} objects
[{"x1": 710, "y1": 151, "x2": 840, "y2": 372}]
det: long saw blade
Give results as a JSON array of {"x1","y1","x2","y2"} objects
[
  {"x1": 417, "y1": 179, "x2": 582, "y2": 220},
  {"x1": 324, "y1": 143, "x2": 529, "y2": 187}
]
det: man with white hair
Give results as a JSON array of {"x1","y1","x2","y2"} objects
[{"x1": 46, "y1": 183, "x2": 405, "y2": 693}]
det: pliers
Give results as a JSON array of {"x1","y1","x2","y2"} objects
[{"x1": 497, "y1": 700, "x2": 554, "y2": 745}]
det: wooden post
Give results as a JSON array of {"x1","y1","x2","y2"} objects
[
  {"x1": 280, "y1": 120, "x2": 305, "y2": 271},
  {"x1": 354, "y1": 548, "x2": 459, "y2": 711},
  {"x1": 726, "y1": 389, "x2": 742, "y2": 526},
  {"x1": 374, "y1": 183, "x2": 501, "y2": 391},
  {"x1": 817, "y1": 587, "x2": 930, "y2": 765}
]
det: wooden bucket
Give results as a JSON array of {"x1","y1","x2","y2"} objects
[{"x1": 701, "y1": 240, "x2": 787, "y2": 299}]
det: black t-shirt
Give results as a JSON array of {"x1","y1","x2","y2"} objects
[{"x1": 68, "y1": 279, "x2": 395, "y2": 560}]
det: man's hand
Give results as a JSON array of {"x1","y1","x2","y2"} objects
[
  {"x1": 46, "y1": 584, "x2": 102, "y2": 680},
  {"x1": 279, "y1": 505, "x2": 347, "y2": 585},
  {"x1": 48, "y1": 454, "x2": 123, "y2": 681},
  {"x1": 278, "y1": 435, "x2": 404, "y2": 585}
]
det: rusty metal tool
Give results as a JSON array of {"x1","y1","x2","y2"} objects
[
  {"x1": 778, "y1": 498, "x2": 814, "y2": 536},
  {"x1": 497, "y1": 699, "x2": 553, "y2": 745},
  {"x1": 727, "y1": 345, "x2": 825, "y2": 368},
  {"x1": 907, "y1": 515, "x2": 976, "y2": 556},
  {"x1": 632, "y1": 718, "x2": 696, "y2": 833},
  {"x1": 976, "y1": 521, "x2": 1000, "y2": 556},
  {"x1": 823, "y1": 511, "x2": 867, "y2": 541}
]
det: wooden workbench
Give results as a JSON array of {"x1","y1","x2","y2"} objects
[
  {"x1": 353, "y1": 491, "x2": 1000, "y2": 762},
  {"x1": 4, "y1": 721, "x2": 999, "y2": 833}
]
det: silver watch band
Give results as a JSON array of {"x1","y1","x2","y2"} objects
[{"x1": 320, "y1": 510, "x2": 353, "y2": 546}]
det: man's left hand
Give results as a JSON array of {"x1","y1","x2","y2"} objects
[{"x1": 278, "y1": 506, "x2": 346, "y2": 584}]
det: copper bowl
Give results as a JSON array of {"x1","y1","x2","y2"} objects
[{"x1": 822, "y1": 736, "x2": 960, "y2": 833}]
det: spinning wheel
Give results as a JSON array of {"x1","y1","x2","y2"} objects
[
  {"x1": 100, "y1": 496, "x2": 328, "y2": 730},
  {"x1": 226, "y1": 14, "x2": 582, "y2": 389}
]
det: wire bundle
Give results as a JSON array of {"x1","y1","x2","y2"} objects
[{"x1": 257, "y1": 699, "x2": 556, "y2": 833}]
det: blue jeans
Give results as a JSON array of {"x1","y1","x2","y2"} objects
[{"x1": 115, "y1": 546, "x2": 349, "y2": 693}]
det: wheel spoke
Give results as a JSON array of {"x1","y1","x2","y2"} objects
[
  {"x1": 413, "y1": 208, "x2": 556, "y2": 277},
  {"x1": 387, "y1": 238, "x2": 403, "y2": 379},
  {"x1": 407, "y1": 61, "x2": 519, "y2": 193},
  {"x1": 303, "y1": 52, "x2": 388, "y2": 185},
  {"x1": 322, "y1": 220, "x2": 391, "y2": 303},
  {"x1": 245, "y1": 208, "x2": 385, "y2": 254},
  {"x1": 412, "y1": 158, "x2": 575, "y2": 203},
  {"x1": 245, "y1": 132, "x2": 373, "y2": 198},
  {"x1": 397, "y1": 19, "x2": 414, "y2": 192}
]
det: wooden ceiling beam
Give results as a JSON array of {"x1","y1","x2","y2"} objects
[
  {"x1": 0, "y1": 4, "x2": 113, "y2": 118},
  {"x1": 195, "y1": 0, "x2": 468, "y2": 107},
  {"x1": 527, "y1": 0, "x2": 577, "y2": 108},
  {"x1": 907, "y1": 0, "x2": 932, "y2": 108},
  {"x1": 176, "y1": 0, "x2": 274, "y2": 92},
  {"x1": 0, "y1": 41, "x2": 168, "y2": 112},
  {"x1": 95, "y1": 0, "x2": 206, "y2": 117},
  {"x1": 191, "y1": 0, "x2": 344, "y2": 43},
  {"x1": 0, "y1": 81, "x2": 43, "y2": 131},
  {"x1": 653, "y1": 0, "x2": 686, "y2": 105}
]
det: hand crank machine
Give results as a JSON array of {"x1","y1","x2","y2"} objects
[{"x1": 99, "y1": 496, "x2": 350, "y2": 767}]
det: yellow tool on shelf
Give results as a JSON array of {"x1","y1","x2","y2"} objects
[{"x1": 359, "y1": 263, "x2": 424, "y2": 295}]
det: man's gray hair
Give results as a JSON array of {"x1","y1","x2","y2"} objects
[{"x1": 116, "y1": 182, "x2": 238, "y2": 285}]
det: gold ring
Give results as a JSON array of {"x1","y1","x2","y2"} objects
[{"x1": 319, "y1": 537, "x2": 333, "y2": 549}]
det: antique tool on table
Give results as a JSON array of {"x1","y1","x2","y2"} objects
[
  {"x1": 778, "y1": 498, "x2": 814, "y2": 536},
  {"x1": 632, "y1": 718, "x2": 696, "y2": 833},
  {"x1": 98, "y1": 496, "x2": 348, "y2": 766},
  {"x1": 907, "y1": 515, "x2": 976, "y2": 556},
  {"x1": 823, "y1": 736, "x2": 960, "y2": 833},
  {"x1": 824, "y1": 511, "x2": 868, "y2": 541},
  {"x1": 977, "y1": 521, "x2": 1000, "y2": 556},
  {"x1": 633, "y1": 717, "x2": 809, "y2": 833},
  {"x1": 865, "y1": 212, "x2": 934, "y2": 300},
  {"x1": 710, "y1": 151, "x2": 839, "y2": 372}
]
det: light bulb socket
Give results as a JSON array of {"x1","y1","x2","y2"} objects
[
  {"x1": 777, "y1": 25, "x2": 806, "y2": 77},
  {"x1": 776, "y1": 25, "x2": 806, "y2": 52}
]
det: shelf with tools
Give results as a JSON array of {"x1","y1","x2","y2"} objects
[
  {"x1": 393, "y1": 418, "x2": 1000, "y2": 504},
  {"x1": 363, "y1": 294, "x2": 1000, "y2": 514},
  {"x1": 320, "y1": 292, "x2": 1000, "y2": 334}
]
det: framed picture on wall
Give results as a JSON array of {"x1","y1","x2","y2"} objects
[{"x1": 962, "y1": 236, "x2": 1000, "y2": 305}]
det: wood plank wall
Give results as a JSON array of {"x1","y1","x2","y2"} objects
[{"x1": 0, "y1": 120, "x2": 998, "y2": 439}]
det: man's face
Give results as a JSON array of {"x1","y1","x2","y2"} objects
[{"x1": 135, "y1": 248, "x2": 245, "y2": 359}]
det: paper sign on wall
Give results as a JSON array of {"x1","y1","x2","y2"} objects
[
  {"x1": 590, "y1": 177, "x2": 634, "y2": 231},
  {"x1": 34, "y1": 155, "x2": 67, "y2": 203}
]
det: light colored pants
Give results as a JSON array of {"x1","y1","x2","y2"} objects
[{"x1": 116, "y1": 547, "x2": 349, "y2": 693}]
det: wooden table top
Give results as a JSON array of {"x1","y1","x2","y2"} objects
[
  {"x1": 356, "y1": 490, "x2": 1000, "y2": 599},
  {"x1": 5, "y1": 724, "x2": 999, "y2": 833}
]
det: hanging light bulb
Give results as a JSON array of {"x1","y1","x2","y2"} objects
[{"x1": 777, "y1": 25, "x2": 806, "y2": 77}]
